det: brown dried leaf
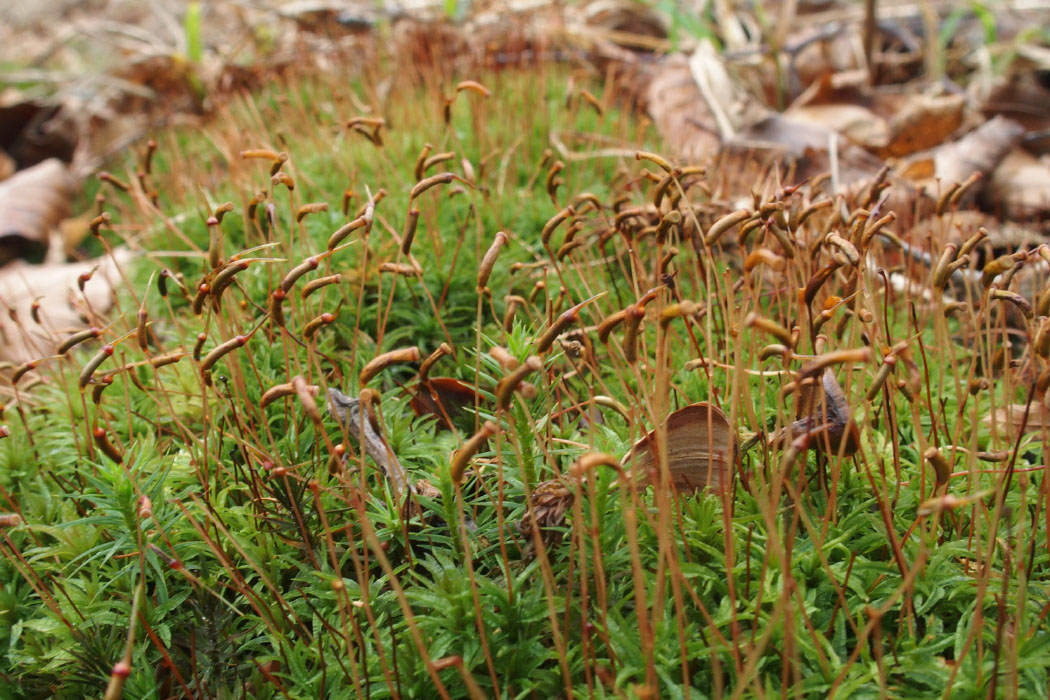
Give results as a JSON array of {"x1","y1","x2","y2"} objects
[
  {"x1": 0, "y1": 159, "x2": 74, "y2": 263},
  {"x1": 980, "y1": 57, "x2": 1050, "y2": 156},
  {"x1": 790, "y1": 31, "x2": 863, "y2": 91},
  {"x1": 0, "y1": 99, "x2": 77, "y2": 168},
  {"x1": 0, "y1": 150, "x2": 13, "y2": 182},
  {"x1": 881, "y1": 93, "x2": 966, "y2": 158},
  {"x1": 625, "y1": 402, "x2": 737, "y2": 494},
  {"x1": 410, "y1": 377, "x2": 479, "y2": 430},
  {"x1": 581, "y1": 0, "x2": 669, "y2": 41}
]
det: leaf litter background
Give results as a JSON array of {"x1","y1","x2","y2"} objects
[{"x1": 3, "y1": 0, "x2": 1050, "y2": 365}]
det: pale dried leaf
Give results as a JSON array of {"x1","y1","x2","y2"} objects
[
  {"x1": 792, "y1": 369, "x2": 860, "y2": 456},
  {"x1": 0, "y1": 158, "x2": 74, "y2": 259},
  {"x1": 727, "y1": 112, "x2": 884, "y2": 188},
  {"x1": 646, "y1": 56, "x2": 721, "y2": 163},
  {"x1": 326, "y1": 387, "x2": 412, "y2": 497},
  {"x1": 786, "y1": 103, "x2": 889, "y2": 150},
  {"x1": 931, "y1": 116, "x2": 1025, "y2": 190},
  {"x1": 0, "y1": 249, "x2": 131, "y2": 364},
  {"x1": 986, "y1": 148, "x2": 1050, "y2": 219},
  {"x1": 988, "y1": 402, "x2": 1050, "y2": 435}
]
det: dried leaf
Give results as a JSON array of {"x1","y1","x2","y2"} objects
[
  {"x1": 581, "y1": 0, "x2": 669, "y2": 41},
  {"x1": 980, "y1": 57, "x2": 1050, "y2": 156},
  {"x1": 646, "y1": 56, "x2": 722, "y2": 162},
  {"x1": 687, "y1": 39, "x2": 757, "y2": 140},
  {"x1": 326, "y1": 388, "x2": 413, "y2": 497},
  {"x1": 409, "y1": 377, "x2": 479, "y2": 430},
  {"x1": 0, "y1": 159, "x2": 75, "y2": 263},
  {"x1": 790, "y1": 369, "x2": 860, "y2": 457},
  {"x1": 401, "y1": 478, "x2": 442, "y2": 522},
  {"x1": 790, "y1": 30, "x2": 864, "y2": 91},
  {"x1": 986, "y1": 147, "x2": 1050, "y2": 219},
  {"x1": 0, "y1": 100, "x2": 77, "y2": 168},
  {"x1": 918, "y1": 489, "x2": 993, "y2": 517},
  {"x1": 928, "y1": 116, "x2": 1024, "y2": 190},
  {"x1": 728, "y1": 113, "x2": 885, "y2": 188},
  {"x1": 625, "y1": 402, "x2": 737, "y2": 494},
  {"x1": 0, "y1": 249, "x2": 131, "y2": 364},
  {"x1": 881, "y1": 93, "x2": 965, "y2": 158},
  {"x1": 987, "y1": 402, "x2": 1050, "y2": 435},
  {"x1": 786, "y1": 103, "x2": 889, "y2": 150}
]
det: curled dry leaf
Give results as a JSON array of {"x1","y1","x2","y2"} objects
[
  {"x1": 326, "y1": 387, "x2": 413, "y2": 498},
  {"x1": 409, "y1": 377, "x2": 479, "y2": 430},
  {"x1": 0, "y1": 249, "x2": 131, "y2": 364},
  {"x1": 580, "y1": 0, "x2": 669, "y2": 42},
  {"x1": 0, "y1": 158, "x2": 75, "y2": 263},
  {"x1": 790, "y1": 369, "x2": 860, "y2": 457},
  {"x1": 624, "y1": 402, "x2": 737, "y2": 494},
  {"x1": 789, "y1": 27, "x2": 864, "y2": 93},
  {"x1": 401, "y1": 478, "x2": 442, "y2": 522}
]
